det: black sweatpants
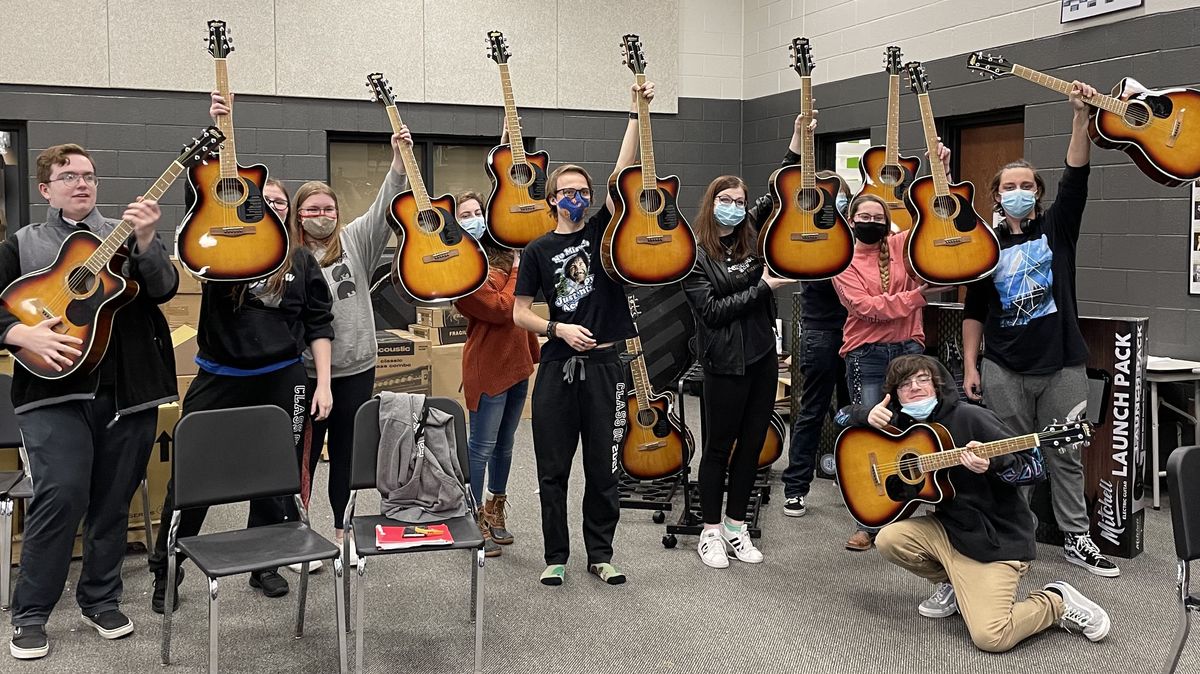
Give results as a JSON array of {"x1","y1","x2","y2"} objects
[
  {"x1": 149, "y1": 363, "x2": 308, "y2": 576},
  {"x1": 304, "y1": 367, "x2": 375, "y2": 530},
  {"x1": 530, "y1": 346, "x2": 627, "y2": 566},
  {"x1": 698, "y1": 353, "x2": 777, "y2": 524},
  {"x1": 11, "y1": 388, "x2": 157, "y2": 627}
]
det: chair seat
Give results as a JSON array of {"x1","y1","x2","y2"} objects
[
  {"x1": 351, "y1": 514, "x2": 484, "y2": 557},
  {"x1": 0, "y1": 471, "x2": 22, "y2": 497},
  {"x1": 8, "y1": 475, "x2": 31, "y2": 500},
  {"x1": 177, "y1": 522, "x2": 338, "y2": 578}
]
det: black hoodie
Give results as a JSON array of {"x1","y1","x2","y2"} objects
[{"x1": 838, "y1": 358, "x2": 1046, "y2": 562}]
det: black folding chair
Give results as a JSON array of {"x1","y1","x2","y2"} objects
[
  {"x1": 345, "y1": 396, "x2": 484, "y2": 674},
  {"x1": 1165, "y1": 445, "x2": 1200, "y2": 673},
  {"x1": 160, "y1": 405, "x2": 347, "y2": 673}
]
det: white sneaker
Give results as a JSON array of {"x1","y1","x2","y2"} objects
[
  {"x1": 720, "y1": 522, "x2": 764, "y2": 563},
  {"x1": 697, "y1": 529, "x2": 729, "y2": 569},
  {"x1": 918, "y1": 582, "x2": 958, "y2": 618},
  {"x1": 285, "y1": 559, "x2": 324, "y2": 574},
  {"x1": 1045, "y1": 581, "x2": 1110, "y2": 642}
]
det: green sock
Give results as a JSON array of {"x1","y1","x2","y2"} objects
[{"x1": 723, "y1": 518, "x2": 742, "y2": 534}]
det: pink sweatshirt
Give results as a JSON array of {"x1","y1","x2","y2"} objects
[{"x1": 832, "y1": 230, "x2": 926, "y2": 357}]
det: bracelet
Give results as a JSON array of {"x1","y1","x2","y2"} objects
[
  {"x1": 546, "y1": 321, "x2": 557, "y2": 338},
  {"x1": 628, "y1": 111, "x2": 638, "y2": 120}
]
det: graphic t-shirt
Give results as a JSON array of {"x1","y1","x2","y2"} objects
[{"x1": 515, "y1": 205, "x2": 636, "y2": 363}]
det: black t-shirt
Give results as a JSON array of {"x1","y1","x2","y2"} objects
[
  {"x1": 799, "y1": 279, "x2": 847, "y2": 331},
  {"x1": 964, "y1": 163, "x2": 1090, "y2": 375},
  {"x1": 515, "y1": 205, "x2": 636, "y2": 362}
]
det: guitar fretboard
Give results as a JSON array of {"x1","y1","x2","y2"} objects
[
  {"x1": 497, "y1": 64, "x2": 527, "y2": 163},
  {"x1": 799, "y1": 76, "x2": 816, "y2": 189},
  {"x1": 1011, "y1": 65, "x2": 1128, "y2": 116},
  {"x1": 214, "y1": 59, "x2": 238, "y2": 179},
  {"x1": 84, "y1": 161, "x2": 186, "y2": 274},
  {"x1": 916, "y1": 93, "x2": 950, "y2": 196},
  {"x1": 625, "y1": 334, "x2": 652, "y2": 412},
  {"x1": 634, "y1": 73, "x2": 656, "y2": 191},
  {"x1": 917, "y1": 433, "x2": 1039, "y2": 472},
  {"x1": 884, "y1": 74, "x2": 901, "y2": 166},
  {"x1": 385, "y1": 106, "x2": 432, "y2": 212}
]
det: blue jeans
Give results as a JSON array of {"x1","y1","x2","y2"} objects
[
  {"x1": 782, "y1": 328, "x2": 848, "y2": 499},
  {"x1": 467, "y1": 379, "x2": 529, "y2": 505}
]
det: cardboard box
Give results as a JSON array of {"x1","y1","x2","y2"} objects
[
  {"x1": 127, "y1": 403, "x2": 179, "y2": 529},
  {"x1": 163, "y1": 293, "x2": 202, "y2": 330},
  {"x1": 374, "y1": 329, "x2": 432, "y2": 395},
  {"x1": 531, "y1": 302, "x2": 550, "y2": 321},
  {"x1": 171, "y1": 325, "x2": 199, "y2": 376},
  {"x1": 0, "y1": 351, "x2": 12, "y2": 376},
  {"x1": 431, "y1": 343, "x2": 465, "y2": 409},
  {"x1": 409, "y1": 322, "x2": 468, "y2": 346},
  {"x1": 415, "y1": 305, "x2": 468, "y2": 328},
  {"x1": 171, "y1": 256, "x2": 204, "y2": 295},
  {"x1": 176, "y1": 375, "x2": 195, "y2": 402}
]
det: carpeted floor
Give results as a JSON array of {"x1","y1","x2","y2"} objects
[{"x1": 7, "y1": 402, "x2": 1197, "y2": 673}]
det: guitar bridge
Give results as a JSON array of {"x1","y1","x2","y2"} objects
[
  {"x1": 1168, "y1": 108, "x2": 1185, "y2": 148},
  {"x1": 207, "y1": 226, "x2": 257, "y2": 237},
  {"x1": 790, "y1": 232, "x2": 829, "y2": 242},
  {"x1": 510, "y1": 203, "x2": 548, "y2": 214},
  {"x1": 868, "y1": 452, "x2": 884, "y2": 496},
  {"x1": 638, "y1": 441, "x2": 667, "y2": 451},
  {"x1": 422, "y1": 250, "x2": 461, "y2": 264},
  {"x1": 635, "y1": 235, "x2": 672, "y2": 245},
  {"x1": 934, "y1": 235, "x2": 972, "y2": 247}
]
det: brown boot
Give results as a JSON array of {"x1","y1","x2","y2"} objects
[
  {"x1": 845, "y1": 529, "x2": 874, "y2": 551},
  {"x1": 483, "y1": 493, "x2": 514, "y2": 545},
  {"x1": 479, "y1": 514, "x2": 501, "y2": 557}
]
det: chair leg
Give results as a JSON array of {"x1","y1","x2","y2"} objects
[
  {"x1": 161, "y1": 555, "x2": 178, "y2": 665},
  {"x1": 473, "y1": 548, "x2": 484, "y2": 674},
  {"x1": 140, "y1": 479, "x2": 153, "y2": 561},
  {"x1": 469, "y1": 548, "x2": 478, "y2": 623},
  {"x1": 1162, "y1": 601, "x2": 1192, "y2": 674},
  {"x1": 342, "y1": 534, "x2": 352, "y2": 633},
  {"x1": 207, "y1": 577, "x2": 219, "y2": 674},
  {"x1": 332, "y1": 556, "x2": 348, "y2": 674},
  {"x1": 0, "y1": 498, "x2": 12, "y2": 612},
  {"x1": 355, "y1": 557, "x2": 367, "y2": 674},
  {"x1": 295, "y1": 561, "x2": 310, "y2": 639}
]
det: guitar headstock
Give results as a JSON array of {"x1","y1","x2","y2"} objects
[
  {"x1": 621, "y1": 34, "x2": 646, "y2": 75},
  {"x1": 789, "y1": 37, "x2": 814, "y2": 77},
  {"x1": 966, "y1": 51, "x2": 1014, "y2": 80},
  {"x1": 486, "y1": 30, "x2": 510, "y2": 64},
  {"x1": 905, "y1": 61, "x2": 930, "y2": 95},
  {"x1": 207, "y1": 19, "x2": 233, "y2": 59},
  {"x1": 178, "y1": 126, "x2": 225, "y2": 169},
  {"x1": 625, "y1": 292, "x2": 642, "y2": 319},
  {"x1": 884, "y1": 46, "x2": 903, "y2": 75},
  {"x1": 366, "y1": 73, "x2": 397, "y2": 108},
  {"x1": 1039, "y1": 420, "x2": 1094, "y2": 454}
]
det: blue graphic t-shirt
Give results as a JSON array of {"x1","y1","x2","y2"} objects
[{"x1": 994, "y1": 234, "x2": 1057, "y2": 328}]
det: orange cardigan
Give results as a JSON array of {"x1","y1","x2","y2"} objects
[{"x1": 454, "y1": 266, "x2": 540, "y2": 412}]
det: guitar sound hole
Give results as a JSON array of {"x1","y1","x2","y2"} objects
[
  {"x1": 215, "y1": 177, "x2": 246, "y2": 206},
  {"x1": 897, "y1": 450, "x2": 924, "y2": 484},
  {"x1": 639, "y1": 189, "x2": 664, "y2": 214},
  {"x1": 67, "y1": 267, "x2": 97, "y2": 296},
  {"x1": 796, "y1": 187, "x2": 823, "y2": 212},
  {"x1": 879, "y1": 165, "x2": 903, "y2": 186},
  {"x1": 932, "y1": 195, "x2": 958, "y2": 220},
  {"x1": 1123, "y1": 101, "x2": 1151, "y2": 128},
  {"x1": 417, "y1": 209, "x2": 442, "y2": 234},
  {"x1": 508, "y1": 163, "x2": 534, "y2": 187},
  {"x1": 636, "y1": 408, "x2": 657, "y2": 428}
]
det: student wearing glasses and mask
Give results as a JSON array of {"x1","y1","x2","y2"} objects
[{"x1": 511, "y1": 81, "x2": 654, "y2": 588}]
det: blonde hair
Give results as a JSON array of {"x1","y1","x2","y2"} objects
[{"x1": 293, "y1": 181, "x2": 343, "y2": 267}]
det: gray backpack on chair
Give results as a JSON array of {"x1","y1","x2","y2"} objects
[{"x1": 375, "y1": 392, "x2": 468, "y2": 523}]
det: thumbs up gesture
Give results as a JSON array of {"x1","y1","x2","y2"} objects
[{"x1": 868, "y1": 394, "x2": 893, "y2": 429}]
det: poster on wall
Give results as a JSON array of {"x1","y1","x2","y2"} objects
[
  {"x1": 1061, "y1": 0, "x2": 1143, "y2": 23},
  {"x1": 1191, "y1": 179, "x2": 1200, "y2": 295}
]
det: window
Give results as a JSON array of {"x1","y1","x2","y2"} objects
[{"x1": 817, "y1": 133, "x2": 871, "y2": 196}]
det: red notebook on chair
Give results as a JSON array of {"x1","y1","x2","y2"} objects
[{"x1": 375, "y1": 523, "x2": 454, "y2": 550}]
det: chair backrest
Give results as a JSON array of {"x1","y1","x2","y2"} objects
[
  {"x1": 0, "y1": 374, "x2": 23, "y2": 449},
  {"x1": 173, "y1": 405, "x2": 300, "y2": 510},
  {"x1": 350, "y1": 396, "x2": 469, "y2": 492},
  {"x1": 1167, "y1": 445, "x2": 1200, "y2": 562}
]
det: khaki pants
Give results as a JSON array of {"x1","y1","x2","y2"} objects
[{"x1": 876, "y1": 516, "x2": 1063, "y2": 653}]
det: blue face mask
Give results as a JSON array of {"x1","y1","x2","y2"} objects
[
  {"x1": 556, "y1": 193, "x2": 590, "y2": 223},
  {"x1": 901, "y1": 396, "x2": 938, "y2": 421},
  {"x1": 714, "y1": 201, "x2": 746, "y2": 227},
  {"x1": 835, "y1": 193, "x2": 849, "y2": 216},
  {"x1": 460, "y1": 215, "x2": 486, "y2": 240},
  {"x1": 1000, "y1": 188, "x2": 1036, "y2": 219}
]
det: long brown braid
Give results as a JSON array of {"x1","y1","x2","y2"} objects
[{"x1": 847, "y1": 193, "x2": 893, "y2": 293}]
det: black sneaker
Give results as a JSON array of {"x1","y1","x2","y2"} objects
[
  {"x1": 249, "y1": 569, "x2": 290, "y2": 598},
  {"x1": 10, "y1": 625, "x2": 48, "y2": 660},
  {"x1": 81, "y1": 610, "x2": 134, "y2": 640},
  {"x1": 1063, "y1": 533, "x2": 1120, "y2": 578},
  {"x1": 783, "y1": 496, "x2": 807, "y2": 517},
  {"x1": 151, "y1": 566, "x2": 185, "y2": 615}
]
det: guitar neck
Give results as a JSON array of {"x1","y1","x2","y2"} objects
[
  {"x1": 918, "y1": 432, "x2": 1040, "y2": 472},
  {"x1": 86, "y1": 161, "x2": 186, "y2": 273},
  {"x1": 213, "y1": 59, "x2": 238, "y2": 179},
  {"x1": 800, "y1": 76, "x2": 816, "y2": 189},
  {"x1": 385, "y1": 105, "x2": 433, "y2": 210},
  {"x1": 916, "y1": 93, "x2": 950, "y2": 195},
  {"x1": 884, "y1": 74, "x2": 901, "y2": 165},
  {"x1": 1010, "y1": 64, "x2": 1127, "y2": 116},
  {"x1": 624, "y1": 334, "x2": 652, "y2": 411},
  {"x1": 497, "y1": 64, "x2": 527, "y2": 162},
  {"x1": 634, "y1": 73, "x2": 656, "y2": 190}
]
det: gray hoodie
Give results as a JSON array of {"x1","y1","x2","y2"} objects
[{"x1": 302, "y1": 168, "x2": 408, "y2": 378}]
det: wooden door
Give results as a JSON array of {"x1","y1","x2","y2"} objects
[{"x1": 957, "y1": 121, "x2": 1024, "y2": 226}]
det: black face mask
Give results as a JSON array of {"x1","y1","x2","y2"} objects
[{"x1": 853, "y1": 222, "x2": 887, "y2": 245}]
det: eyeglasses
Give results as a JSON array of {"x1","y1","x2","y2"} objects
[
  {"x1": 298, "y1": 206, "x2": 338, "y2": 217},
  {"x1": 715, "y1": 195, "x2": 746, "y2": 208},
  {"x1": 47, "y1": 172, "x2": 99, "y2": 187},
  {"x1": 265, "y1": 198, "x2": 289, "y2": 210},
  {"x1": 554, "y1": 187, "x2": 591, "y2": 199},
  {"x1": 898, "y1": 374, "x2": 933, "y2": 390},
  {"x1": 853, "y1": 215, "x2": 887, "y2": 224}
]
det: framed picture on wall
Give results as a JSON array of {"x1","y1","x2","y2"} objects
[{"x1": 1061, "y1": 0, "x2": 1143, "y2": 23}]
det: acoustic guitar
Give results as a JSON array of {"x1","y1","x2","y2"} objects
[
  {"x1": 601, "y1": 34, "x2": 697, "y2": 287},
  {"x1": 759, "y1": 37, "x2": 854, "y2": 281},
  {"x1": 903, "y1": 62, "x2": 1000, "y2": 285},
  {"x1": 730, "y1": 409, "x2": 786, "y2": 471},
  {"x1": 856, "y1": 46, "x2": 920, "y2": 231},
  {"x1": 2, "y1": 128, "x2": 224, "y2": 379},
  {"x1": 967, "y1": 51, "x2": 1200, "y2": 187},
  {"x1": 620, "y1": 293, "x2": 691, "y2": 481},
  {"x1": 484, "y1": 31, "x2": 553, "y2": 249},
  {"x1": 176, "y1": 20, "x2": 289, "y2": 282},
  {"x1": 835, "y1": 419, "x2": 1091, "y2": 530},
  {"x1": 366, "y1": 74, "x2": 488, "y2": 304}
]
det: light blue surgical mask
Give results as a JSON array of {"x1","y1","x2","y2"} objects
[
  {"x1": 460, "y1": 215, "x2": 486, "y2": 240},
  {"x1": 901, "y1": 396, "x2": 938, "y2": 421},
  {"x1": 835, "y1": 193, "x2": 849, "y2": 216},
  {"x1": 1000, "y1": 188, "x2": 1036, "y2": 219},
  {"x1": 714, "y1": 201, "x2": 746, "y2": 228}
]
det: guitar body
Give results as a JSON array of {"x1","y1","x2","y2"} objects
[
  {"x1": 177, "y1": 161, "x2": 290, "y2": 282},
  {"x1": 485, "y1": 146, "x2": 553, "y2": 248},
  {"x1": 856, "y1": 147, "x2": 921, "y2": 230},
  {"x1": 621, "y1": 388, "x2": 691, "y2": 481},
  {"x1": 389, "y1": 191, "x2": 488, "y2": 304},
  {"x1": 834, "y1": 423, "x2": 956, "y2": 530},
  {"x1": 755, "y1": 410, "x2": 786, "y2": 470},
  {"x1": 759, "y1": 165, "x2": 855, "y2": 280},
  {"x1": 602, "y1": 166, "x2": 697, "y2": 286},
  {"x1": 0, "y1": 231, "x2": 139, "y2": 379},
  {"x1": 904, "y1": 177, "x2": 1000, "y2": 285},
  {"x1": 1089, "y1": 78, "x2": 1200, "y2": 187}
]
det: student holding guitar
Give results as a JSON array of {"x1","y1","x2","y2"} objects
[
  {"x1": 3, "y1": 144, "x2": 179, "y2": 660},
  {"x1": 839, "y1": 355, "x2": 1111, "y2": 652},
  {"x1": 961, "y1": 80, "x2": 1120, "y2": 579}
]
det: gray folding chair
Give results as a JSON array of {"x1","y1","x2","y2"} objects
[
  {"x1": 345, "y1": 396, "x2": 484, "y2": 674},
  {"x1": 1164, "y1": 445, "x2": 1200, "y2": 673},
  {"x1": 160, "y1": 405, "x2": 347, "y2": 673}
]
